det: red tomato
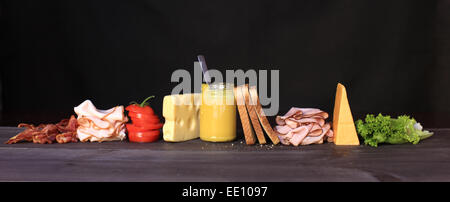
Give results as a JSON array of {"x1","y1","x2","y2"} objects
[
  {"x1": 130, "y1": 117, "x2": 160, "y2": 126},
  {"x1": 126, "y1": 123, "x2": 163, "y2": 132},
  {"x1": 125, "y1": 105, "x2": 154, "y2": 115},
  {"x1": 125, "y1": 96, "x2": 163, "y2": 143},
  {"x1": 128, "y1": 130, "x2": 160, "y2": 143},
  {"x1": 128, "y1": 112, "x2": 160, "y2": 124}
]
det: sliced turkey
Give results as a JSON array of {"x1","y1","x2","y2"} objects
[{"x1": 74, "y1": 100, "x2": 128, "y2": 142}]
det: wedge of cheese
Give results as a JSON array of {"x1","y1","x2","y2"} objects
[
  {"x1": 163, "y1": 94, "x2": 201, "y2": 142},
  {"x1": 332, "y1": 83, "x2": 360, "y2": 145}
]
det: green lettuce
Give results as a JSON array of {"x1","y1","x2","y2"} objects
[{"x1": 355, "y1": 114, "x2": 433, "y2": 147}]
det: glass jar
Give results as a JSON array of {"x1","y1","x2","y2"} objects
[{"x1": 200, "y1": 83, "x2": 236, "y2": 142}]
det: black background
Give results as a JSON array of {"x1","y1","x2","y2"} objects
[{"x1": 1, "y1": 0, "x2": 449, "y2": 127}]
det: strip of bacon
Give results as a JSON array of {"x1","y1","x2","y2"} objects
[
  {"x1": 5, "y1": 127, "x2": 36, "y2": 144},
  {"x1": 32, "y1": 124, "x2": 59, "y2": 144},
  {"x1": 5, "y1": 115, "x2": 79, "y2": 144},
  {"x1": 56, "y1": 132, "x2": 78, "y2": 143}
]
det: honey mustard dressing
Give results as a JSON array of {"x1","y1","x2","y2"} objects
[{"x1": 200, "y1": 83, "x2": 236, "y2": 142}]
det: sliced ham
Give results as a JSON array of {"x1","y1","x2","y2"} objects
[
  {"x1": 274, "y1": 107, "x2": 333, "y2": 146},
  {"x1": 308, "y1": 129, "x2": 323, "y2": 137},
  {"x1": 304, "y1": 123, "x2": 313, "y2": 132},
  {"x1": 296, "y1": 118, "x2": 324, "y2": 126},
  {"x1": 275, "y1": 116, "x2": 285, "y2": 126},
  {"x1": 322, "y1": 123, "x2": 331, "y2": 134},
  {"x1": 326, "y1": 129, "x2": 334, "y2": 137},
  {"x1": 278, "y1": 134, "x2": 290, "y2": 145},
  {"x1": 285, "y1": 118, "x2": 300, "y2": 128},
  {"x1": 302, "y1": 112, "x2": 329, "y2": 119},
  {"x1": 288, "y1": 126, "x2": 309, "y2": 146},
  {"x1": 301, "y1": 133, "x2": 326, "y2": 145},
  {"x1": 280, "y1": 107, "x2": 303, "y2": 120},
  {"x1": 278, "y1": 131, "x2": 294, "y2": 145},
  {"x1": 309, "y1": 123, "x2": 322, "y2": 134},
  {"x1": 299, "y1": 108, "x2": 324, "y2": 116},
  {"x1": 274, "y1": 125, "x2": 292, "y2": 135},
  {"x1": 327, "y1": 136, "x2": 334, "y2": 142}
]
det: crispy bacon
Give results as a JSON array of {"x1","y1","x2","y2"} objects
[
  {"x1": 56, "y1": 132, "x2": 78, "y2": 144},
  {"x1": 5, "y1": 127, "x2": 37, "y2": 144},
  {"x1": 5, "y1": 115, "x2": 79, "y2": 144},
  {"x1": 56, "y1": 115, "x2": 78, "y2": 133},
  {"x1": 32, "y1": 124, "x2": 59, "y2": 144}
]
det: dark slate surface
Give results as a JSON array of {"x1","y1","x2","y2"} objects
[{"x1": 0, "y1": 127, "x2": 449, "y2": 182}]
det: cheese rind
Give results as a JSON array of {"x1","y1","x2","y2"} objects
[
  {"x1": 162, "y1": 94, "x2": 201, "y2": 142},
  {"x1": 333, "y1": 83, "x2": 360, "y2": 145}
]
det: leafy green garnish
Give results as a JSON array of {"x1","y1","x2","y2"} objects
[{"x1": 356, "y1": 113, "x2": 433, "y2": 147}]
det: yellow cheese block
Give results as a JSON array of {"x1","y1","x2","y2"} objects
[
  {"x1": 162, "y1": 94, "x2": 201, "y2": 142},
  {"x1": 333, "y1": 83, "x2": 360, "y2": 145}
]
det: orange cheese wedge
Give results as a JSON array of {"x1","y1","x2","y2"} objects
[{"x1": 332, "y1": 83, "x2": 360, "y2": 145}]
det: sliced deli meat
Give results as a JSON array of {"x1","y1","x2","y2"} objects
[
  {"x1": 326, "y1": 129, "x2": 334, "y2": 137},
  {"x1": 301, "y1": 133, "x2": 326, "y2": 145},
  {"x1": 296, "y1": 118, "x2": 325, "y2": 126},
  {"x1": 275, "y1": 107, "x2": 334, "y2": 146},
  {"x1": 308, "y1": 124, "x2": 323, "y2": 137},
  {"x1": 288, "y1": 126, "x2": 310, "y2": 146},
  {"x1": 274, "y1": 125, "x2": 292, "y2": 135},
  {"x1": 275, "y1": 116, "x2": 286, "y2": 126},
  {"x1": 303, "y1": 112, "x2": 329, "y2": 119},
  {"x1": 285, "y1": 118, "x2": 300, "y2": 128},
  {"x1": 74, "y1": 100, "x2": 128, "y2": 142},
  {"x1": 5, "y1": 115, "x2": 79, "y2": 144},
  {"x1": 280, "y1": 107, "x2": 303, "y2": 120}
]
